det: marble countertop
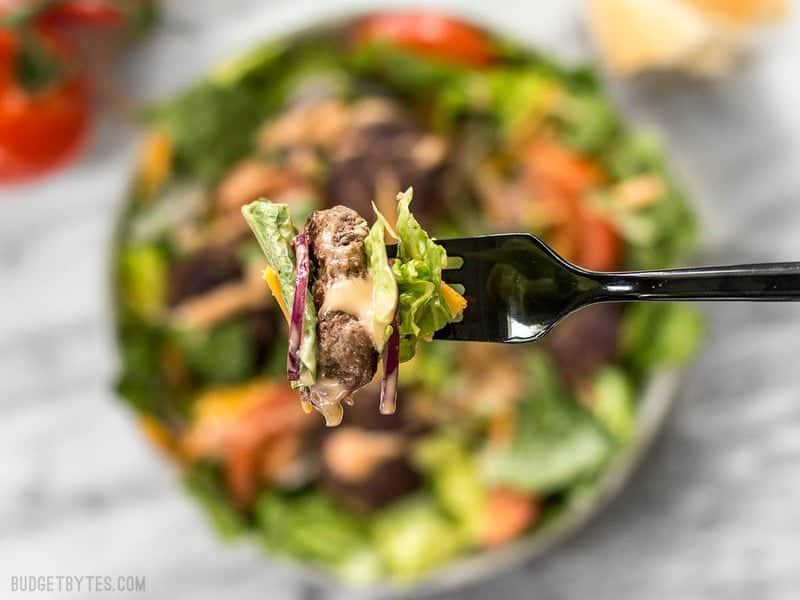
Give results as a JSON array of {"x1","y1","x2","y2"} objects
[{"x1": 2, "y1": 2, "x2": 799, "y2": 599}]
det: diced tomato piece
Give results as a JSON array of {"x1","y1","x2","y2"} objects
[
  {"x1": 352, "y1": 11, "x2": 494, "y2": 67},
  {"x1": 482, "y1": 488, "x2": 540, "y2": 547}
]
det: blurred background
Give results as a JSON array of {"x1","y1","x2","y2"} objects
[{"x1": 1, "y1": 1, "x2": 800, "y2": 599}]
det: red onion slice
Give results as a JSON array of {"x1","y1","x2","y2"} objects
[
  {"x1": 379, "y1": 316, "x2": 399, "y2": 415},
  {"x1": 287, "y1": 232, "x2": 310, "y2": 381}
]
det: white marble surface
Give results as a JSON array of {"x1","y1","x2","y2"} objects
[{"x1": 2, "y1": 1, "x2": 800, "y2": 599}]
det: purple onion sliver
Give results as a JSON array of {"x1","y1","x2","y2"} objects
[
  {"x1": 379, "y1": 316, "x2": 400, "y2": 415},
  {"x1": 287, "y1": 232, "x2": 310, "y2": 381}
]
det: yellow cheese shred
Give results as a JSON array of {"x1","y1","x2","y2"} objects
[
  {"x1": 441, "y1": 282, "x2": 468, "y2": 316},
  {"x1": 264, "y1": 267, "x2": 290, "y2": 322},
  {"x1": 138, "y1": 130, "x2": 173, "y2": 199}
]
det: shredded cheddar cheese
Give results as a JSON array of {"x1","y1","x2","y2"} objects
[
  {"x1": 264, "y1": 267, "x2": 290, "y2": 322},
  {"x1": 441, "y1": 282, "x2": 468, "y2": 316},
  {"x1": 139, "y1": 416, "x2": 184, "y2": 463},
  {"x1": 138, "y1": 130, "x2": 173, "y2": 199}
]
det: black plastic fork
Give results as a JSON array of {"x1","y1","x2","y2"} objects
[{"x1": 392, "y1": 234, "x2": 800, "y2": 343}]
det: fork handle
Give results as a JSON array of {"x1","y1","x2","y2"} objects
[{"x1": 594, "y1": 262, "x2": 800, "y2": 302}]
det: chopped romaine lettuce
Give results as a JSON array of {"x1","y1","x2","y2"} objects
[
  {"x1": 392, "y1": 188, "x2": 462, "y2": 362},
  {"x1": 255, "y1": 491, "x2": 376, "y2": 578},
  {"x1": 591, "y1": 367, "x2": 636, "y2": 442},
  {"x1": 171, "y1": 319, "x2": 255, "y2": 385},
  {"x1": 554, "y1": 92, "x2": 620, "y2": 154},
  {"x1": 364, "y1": 216, "x2": 398, "y2": 352},
  {"x1": 119, "y1": 245, "x2": 166, "y2": 321},
  {"x1": 482, "y1": 352, "x2": 613, "y2": 493},
  {"x1": 398, "y1": 342, "x2": 459, "y2": 391},
  {"x1": 350, "y1": 43, "x2": 466, "y2": 101},
  {"x1": 115, "y1": 321, "x2": 166, "y2": 416},
  {"x1": 241, "y1": 200, "x2": 317, "y2": 386},
  {"x1": 184, "y1": 463, "x2": 247, "y2": 540},
  {"x1": 210, "y1": 40, "x2": 288, "y2": 87},
  {"x1": 486, "y1": 69, "x2": 559, "y2": 140},
  {"x1": 152, "y1": 83, "x2": 264, "y2": 181},
  {"x1": 412, "y1": 433, "x2": 485, "y2": 540},
  {"x1": 373, "y1": 496, "x2": 469, "y2": 580},
  {"x1": 622, "y1": 303, "x2": 703, "y2": 370}
]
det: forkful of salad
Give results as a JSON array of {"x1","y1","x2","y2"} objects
[{"x1": 243, "y1": 187, "x2": 800, "y2": 426}]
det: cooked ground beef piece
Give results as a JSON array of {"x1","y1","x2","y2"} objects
[
  {"x1": 319, "y1": 385, "x2": 421, "y2": 511},
  {"x1": 306, "y1": 206, "x2": 370, "y2": 302},
  {"x1": 168, "y1": 245, "x2": 242, "y2": 306},
  {"x1": 316, "y1": 312, "x2": 378, "y2": 390},
  {"x1": 244, "y1": 308, "x2": 280, "y2": 367},
  {"x1": 305, "y1": 206, "x2": 378, "y2": 392},
  {"x1": 325, "y1": 118, "x2": 447, "y2": 228},
  {"x1": 322, "y1": 452, "x2": 420, "y2": 512},
  {"x1": 546, "y1": 304, "x2": 622, "y2": 386}
]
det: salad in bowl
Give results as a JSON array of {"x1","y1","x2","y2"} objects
[{"x1": 113, "y1": 11, "x2": 702, "y2": 586}]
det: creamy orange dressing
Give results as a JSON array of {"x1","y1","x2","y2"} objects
[{"x1": 319, "y1": 276, "x2": 378, "y2": 345}]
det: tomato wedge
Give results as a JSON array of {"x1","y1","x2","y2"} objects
[
  {"x1": 523, "y1": 138, "x2": 623, "y2": 271},
  {"x1": 352, "y1": 11, "x2": 494, "y2": 67}
]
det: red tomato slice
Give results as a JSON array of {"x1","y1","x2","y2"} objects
[{"x1": 352, "y1": 11, "x2": 494, "y2": 67}]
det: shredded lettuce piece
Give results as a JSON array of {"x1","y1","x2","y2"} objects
[
  {"x1": 391, "y1": 188, "x2": 464, "y2": 362},
  {"x1": 482, "y1": 352, "x2": 613, "y2": 493},
  {"x1": 184, "y1": 463, "x2": 247, "y2": 539},
  {"x1": 241, "y1": 200, "x2": 317, "y2": 386},
  {"x1": 255, "y1": 491, "x2": 378, "y2": 581},
  {"x1": 364, "y1": 216, "x2": 398, "y2": 352},
  {"x1": 119, "y1": 245, "x2": 166, "y2": 320},
  {"x1": 591, "y1": 367, "x2": 636, "y2": 442},
  {"x1": 412, "y1": 433, "x2": 485, "y2": 540},
  {"x1": 373, "y1": 496, "x2": 470, "y2": 580},
  {"x1": 622, "y1": 303, "x2": 703, "y2": 371}
]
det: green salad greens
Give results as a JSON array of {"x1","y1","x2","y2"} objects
[
  {"x1": 113, "y1": 13, "x2": 703, "y2": 585},
  {"x1": 391, "y1": 189, "x2": 456, "y2": 362}
]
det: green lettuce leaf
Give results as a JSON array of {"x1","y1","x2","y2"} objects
[
  {"x1": 364, "y1": 217, "x2": 398, "y2": 352},
  {"x1": 622, "y1": 303, "x2": 703, "y2": 371},
  {"x1": 392, "y1": 188, "x2": 457, "y2": 362},
  {"x1": 170, "y1": 319, "x2": 256, "y2": 385},
  {"x1": 372, "y1": 496, "x2": 469, "y2": 581},
  {"x1": 591, "y1": 367, "x2": 636, "y2": 442},
  {"x1": 412, "y1": 433, "x2": 485, "y2": 540},
  {"x1": 255, "y1": 491, "x2": 371, "y2": 567},
  {"x1": 241, "y1": 200, "x2": 317, "y2": 386},
  {"x1": 184, "y1": 463, "x2": 247, "y2": 540},
  {"x1": 119, "y1": 244, "x2": 166, "y2": 321},
  {"x1": 482, "y1": 352, "x2": 613, "y2": 493}
]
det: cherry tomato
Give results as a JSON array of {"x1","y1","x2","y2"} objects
[
  {"x1": 0, "y1": 27, "x2": 90, "y2": 182},
  {"x1": 352, "y1": 11, "x2": 494, "y2": 67},
  {"x1": 41, "y1": 1, "x2": 127, "y2": 28}
]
